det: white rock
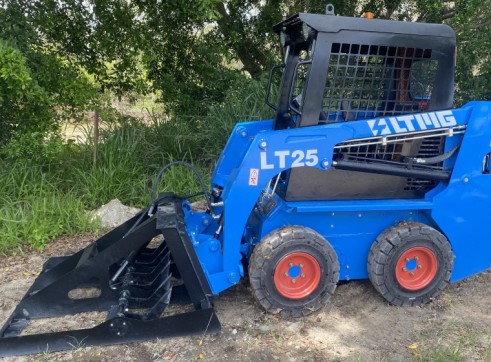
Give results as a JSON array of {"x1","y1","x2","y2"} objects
[{"x1": 91, "y1": 199, "x2": 141, "y2": 228}]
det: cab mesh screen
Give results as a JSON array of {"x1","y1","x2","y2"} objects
[{"x1": 322, "y1": 44, "x2": 438, "y2": 122}]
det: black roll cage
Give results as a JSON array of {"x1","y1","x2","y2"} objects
[{"x1": 268, "y1": 12, "x2": 456, "y2": 130}]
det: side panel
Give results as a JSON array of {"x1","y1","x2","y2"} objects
[
  {"x1": 431, "y1": 102, "x2": 491, "y2": 281},
  {"x1": 212, "y1": 120, "x2": 274, "y2": 187}
]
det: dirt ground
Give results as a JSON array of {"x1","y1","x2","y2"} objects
[{"x1": 1, "y1": 234, "x2": 491, "y2": 362}]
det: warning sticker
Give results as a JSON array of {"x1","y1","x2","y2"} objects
[{"x1": 249, "y1": 168, "x2": 259, "y2": 186}]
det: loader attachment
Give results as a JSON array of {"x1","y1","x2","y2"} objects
[{"x1": 0, "y1": 194, "x2": 220, "y2": 357}]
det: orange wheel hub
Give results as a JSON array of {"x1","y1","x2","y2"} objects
[
  {"x1": 273, "y1": 252, "x2": 321, "y2": 299},
  {"x1": 395, "y1": 246, "x2": 438, "y2": 291}
]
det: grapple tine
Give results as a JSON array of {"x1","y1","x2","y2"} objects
[
  {"x1": 114, "y1": 260, "x2": 172, "y2": 310},
  {"x1": 128, "y1": 248, "x2": 171, "y2": 274},
  {"x1": 125, "y1": 261, "x2": 171, "y2": 293},
  {"x1": 134, "y1": 242, "x2": 169, "y2": 262}
]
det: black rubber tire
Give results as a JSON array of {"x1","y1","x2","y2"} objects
[
  {"x1": 368, "y1": 222, "x2": 453, "y2": 307},
  {"x1": 248, "y1": 226, "x2": 339, "y2": 317}
]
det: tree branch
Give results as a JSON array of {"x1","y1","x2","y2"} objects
[
  {"x1": 441, "y1": 10, "x2": 455, "y2": 20},
  {"x1": 216, "y1": 2, "x2": 229, "y2": 21},
  {"x1": 214, "y1": 2, "x2": 264, "y2": 78}
]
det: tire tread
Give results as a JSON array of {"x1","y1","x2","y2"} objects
[
  {"x1": 368, "y1": 222, "x2": 453, "y2": 307},
  {"x1": 249, "y1": 226, "x2": 339, "y2": 317}
]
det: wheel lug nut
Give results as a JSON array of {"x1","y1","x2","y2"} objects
[
  {"x1": 292, "y1": 279, "x2": 296, "y2": 284},
  {"x1": 403, "y1": 267, "x2": 407, "y2": 271},
  {"x1": 415, "y1": 256, "x2": 419, "y2": 261},
  {"x1": 410, "y1": 271, "x2": 414, "y2": 276},
  {"x1": 417, "y1": 265, "x2": 422, "y2": 269},
  {"x1": 301, "y1": 273, "x2": 305, "y2": 278},
  {"x1": 405, "y1": 258, "x2": 410, "y2": 262},
  {"x1": 289, "y1": 263, "x2": 293, "y2": 267},
  {"x1": 284, "y1": 272, "x2": 289, "y2": 277},
  {"x1": 299, "y1": 264, "x2": 304, "y2": 268}
]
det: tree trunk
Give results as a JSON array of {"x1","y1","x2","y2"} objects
[{"x1": 215, "y1": 2, "x2": 265, "y2": 79}]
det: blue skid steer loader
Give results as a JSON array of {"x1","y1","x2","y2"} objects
[{"x1": 2, "y1": 4, "x2": 491, "y2": 356}]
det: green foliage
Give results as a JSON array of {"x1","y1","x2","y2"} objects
[
  {"x1": 450, "y1": 0, "x2": 491, "y2": 105},
  {"x1": 137, "y1": 0, "x2": 361, "y2": 115},
  {"x1": 0, "y1": 74, "x2": 268, "y2": 253},
  {"x1": 0, "y1": 132, "x2": 63, "y2": 163},
  {"x1": 0, "y1": 1, "x2": 126, "y2": 152},
  {"x1": 28, "y1": 51, "x2": 99, "y2": 119},
  {"x1": 0, "y1": 36, "x2": 101, "y2": 156},
  {"x1": 20, "y1": 0, "x2": 148, "y2": 96},
  {"x1": 1, "y1": 0, "x2": 489, "y2": 121},
  {"x1": 197, "y1": 76, "x2": 273, "y2": 162},
  {"x1": 0, "y1": 40, "x2": 53, "y2": 149}
]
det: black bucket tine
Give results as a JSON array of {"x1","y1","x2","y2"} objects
[
  {"x1": 135, "y1": 242, "x2": 168, "y2": 262},
  {"x1": 144, "y1": 287, "x2": 173, "y2": 320},
  {"x1": 108, "y1": 275, "x2": 172, "y2": 319},
  {"x1": 128, "y1": 263, "x2": 160, "y2": 278},
  {"x1": 127, "y1": 274, "x2": 172, "y2": 308},
  {"x1": 131, "y1": 249, "x2": 171, "y2": 275},
  {"x1": 134, "y1": 245, "x2": 170, "y2": 268},
  {"x1": 135, "y1": 247, "x2": 169, "y2": 267},
  {"x1": 129, "y1": 250, "x2": 171, "y2": 277},
  {"x1": 125, "y1": 262, "x2": 171, "y2": 295}
]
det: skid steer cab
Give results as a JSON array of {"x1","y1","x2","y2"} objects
[{"x1": 2, "y1": 4, "x2": 491, "y2": 357}]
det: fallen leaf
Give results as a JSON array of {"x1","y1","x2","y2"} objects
[
  {"x1": 23, "y1": 272, "x2": 31, "y2": 277},
  {"x1": 197, "y1": 353, "x2": 204, "y2": 359},
  {"x1": 407, "y1": 343, "x2": 418, "y2": 350}
]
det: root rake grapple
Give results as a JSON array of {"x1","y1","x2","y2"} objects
[
  {"x1": 0, "y1": 194, "x2": 220, "y2": 356},
  {"x1": 2, "y1": 4, "x2": 491, "y2": 357}
]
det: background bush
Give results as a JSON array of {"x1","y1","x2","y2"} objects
[
  {"x1": 0, "y1": 77, "x2": 272, "y2": 254},
  {"x1": 0, "y1": 41, "x2": 53, "y2": 151}
]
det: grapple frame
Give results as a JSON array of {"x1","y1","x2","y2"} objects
[{"x1": 0, "y1": 194, "x2": 220, "y2": 356}]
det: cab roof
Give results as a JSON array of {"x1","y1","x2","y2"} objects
[{"x1": 273, "y1": 13, "x2": 455, "y2": 42}]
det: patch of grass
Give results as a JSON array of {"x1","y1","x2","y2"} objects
[
  {"x1": 0, "y1": 166, "x2": 98, "y2": 253},
  {"x1": 413, "y1": 321, "x2": 488, "y2": 362},
  {"x1": 415, "y1": 346, "x2": 463, "y2": 362},
  {"x1": 66, "y1": 117, "x2": 210, "y2": 208},
  {"x1": 482, "y1": 336, "x2": 491, "y2": 361},
  {"x1": 0, "y1": 118, "x2": 211, "y2": 253}
]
